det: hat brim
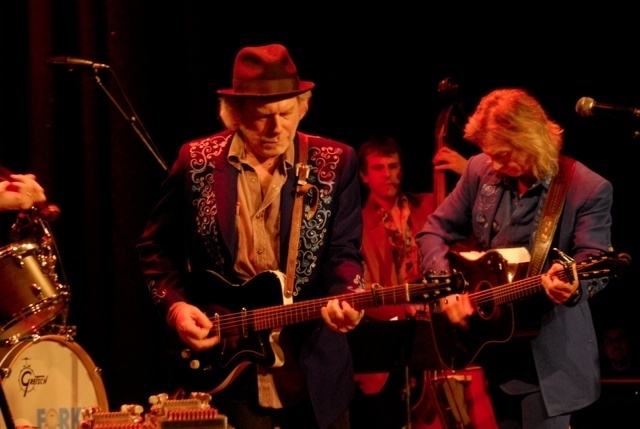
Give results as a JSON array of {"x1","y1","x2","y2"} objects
[{"x1": 216, "y1": 81, "x2": 315, "y2": 98}]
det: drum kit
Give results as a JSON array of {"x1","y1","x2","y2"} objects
[
  {"x1": 0, "y1": 205, "x2": 108, "y2": 429},
  {"x1": 0, "y1": 205, "x2": 232, "y2": 429}
]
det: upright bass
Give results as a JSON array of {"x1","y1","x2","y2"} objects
[{"x1": 410, "y1": 78, "x2": 499, "y2": 429}]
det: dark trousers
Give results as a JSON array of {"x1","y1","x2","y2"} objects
[{"x1": 212, "y1": 365, "x2": 350, "y2": 429}]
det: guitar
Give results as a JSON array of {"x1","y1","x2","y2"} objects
[
  {"x1": 429, "y1": 249, "x2": 631, "y2": 372},
  {"x1": 172, "y1": 269, "x2": 465, "y2": 394}
]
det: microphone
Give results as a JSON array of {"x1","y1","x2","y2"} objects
[
  {"x1": 46, "y1": 56, "x2": 110, "y2": 70},
  {"x1": 575, "y1": 96, "x2": 640, "y2": 117}
]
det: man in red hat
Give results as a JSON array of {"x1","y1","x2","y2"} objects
[{"x1": 137, "y1": 43, "x2": 365, "y2": 429}]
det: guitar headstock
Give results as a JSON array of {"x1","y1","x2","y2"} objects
[
  {"x1": 422, "y1": 270, "x2": 467, "y2": 299},
  {"x1": 576, "y1": 250, "x2": 632, "y2": 280}
]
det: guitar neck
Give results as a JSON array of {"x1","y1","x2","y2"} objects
[
  {"x1": 216, "y1": 280, "x2": 458, "y2": 337},
  {"x1": 468, "y1": 271, "x2": 569, "y2": 306}
]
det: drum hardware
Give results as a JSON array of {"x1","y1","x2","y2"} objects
[
  {"x1": 0, "y1": 168, "x2": 83, "y2": 429},
  {"x1": 40, "y1": 323, "x2": 76, "y2": 338}
]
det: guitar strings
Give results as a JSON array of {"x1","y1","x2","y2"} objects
[
  {"x1": 467, "y1": 260, "x2": 595, "y2": 305},
  {"x1": 468, "y1": 273, "x2": 564, "y2": 305},
  {"x1": 205, "y1": 282, "x2": 449, "y2": 336},
  {"x1": 204, "y1": 258, "x2": 605, "y2": 337}
]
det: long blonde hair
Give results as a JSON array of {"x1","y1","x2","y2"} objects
[{"x1": 464, "y1": 88, "x2": 563, "y2": 180}]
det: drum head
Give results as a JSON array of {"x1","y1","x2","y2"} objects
[{"x1": 0, "y1": 335, "x2": 108, "y2": 429}]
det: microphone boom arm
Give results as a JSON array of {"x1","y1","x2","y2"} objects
[{"x1": 92, "y1": 69, "x2": 169, "y2": 172}]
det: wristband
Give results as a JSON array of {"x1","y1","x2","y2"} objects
[{"x1": 564, "y1": 286, "x2": 583, "y2": 307}]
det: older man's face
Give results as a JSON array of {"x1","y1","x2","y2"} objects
[
  {"x1": 238, "y1": 97, "x2": 305, "y2": 161},
  {"x1": 482, "y1": 138, "x2": 534, "y2": 179}
]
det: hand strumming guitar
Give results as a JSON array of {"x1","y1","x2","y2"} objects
[
  {"x1": 167, "y1": 302, "x2": 217, "y2": 352},
  {"x1": 438, "y1": 293, "x2": 475, "y2": 328}
]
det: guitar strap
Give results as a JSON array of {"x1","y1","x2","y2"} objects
[
  {"x1": 284, "y1": 132, "x2": 318, "y2": 298},
  {"x1": 526, "y1": 156, "x2": 577, "y2": 276}
]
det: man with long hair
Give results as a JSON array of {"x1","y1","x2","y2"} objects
[{"x1": 417, "y1": 88, "x2": 614, "y2": 428}]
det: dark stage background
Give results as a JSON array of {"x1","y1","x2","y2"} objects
[{"x1": 0, "y1": 1, "x2": 638, "y2": 417}]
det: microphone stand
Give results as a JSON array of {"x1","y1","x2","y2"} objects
[{"x1": 91, "y1": 68, "x2": 168, "y2": 173}]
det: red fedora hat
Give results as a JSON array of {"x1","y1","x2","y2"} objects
[{"x1": 217, "y1": 44, "x2": 315, "y2": 98}]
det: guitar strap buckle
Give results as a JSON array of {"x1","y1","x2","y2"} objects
[{"x1": 295, "y1": 163, "x2": 311, "y2": 185}]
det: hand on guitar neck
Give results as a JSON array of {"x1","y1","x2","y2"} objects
[{"x1": 540, "y1": 261, "x2": 580, "y2": 305}]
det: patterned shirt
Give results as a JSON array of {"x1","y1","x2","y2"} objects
[{"x1": 376, "y1": 194, "x2": 422, "y2": 284}]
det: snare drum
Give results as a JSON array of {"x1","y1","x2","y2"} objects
[
  {"x1": 0, "y1": 241, "x2": 68, "y2": 341},
  {"x1": 0, "y1": 335, "x2": 109, "y2": 429}
]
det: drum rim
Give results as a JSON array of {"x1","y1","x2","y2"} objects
[
  {"x1": 0, "y1": 295, "x2": 70, "y2": 342},
  {"x1": 0, "y1": 241, "x2": 39, "y2": 258},
  {"x1": 0, "y1": 334, "x2": 109, "y2": 411}
]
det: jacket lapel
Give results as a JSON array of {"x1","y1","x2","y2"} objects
[{"x1": 213, "y1": 158, "x2": 240, "y2": 256}]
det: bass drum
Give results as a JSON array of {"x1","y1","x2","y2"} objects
[{"x1": 0, "y1": 335, "x2": 108, "y2": 429}]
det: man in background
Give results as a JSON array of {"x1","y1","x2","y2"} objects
[{"x1": 350, "y1": 135, "x2": 467, "y2": 429}]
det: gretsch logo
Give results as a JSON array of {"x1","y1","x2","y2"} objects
[{"x1": 19, "y1": 357, "x2": 48, "y2": 397}]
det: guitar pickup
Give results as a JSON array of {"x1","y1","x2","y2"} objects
[{"x1": 210, "y1": 313, "x2": 221, "y2": 338}]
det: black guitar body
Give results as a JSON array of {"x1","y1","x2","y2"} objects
[
  {"x1": 431, "y1": 251, "x2": 517, "y2": 371},
  {"x1": 173, "y1": 270, "x2": 288, "y2": 394},
  {"x1": 165, "y1": 265, "x2": 477, "y2": 394}
]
